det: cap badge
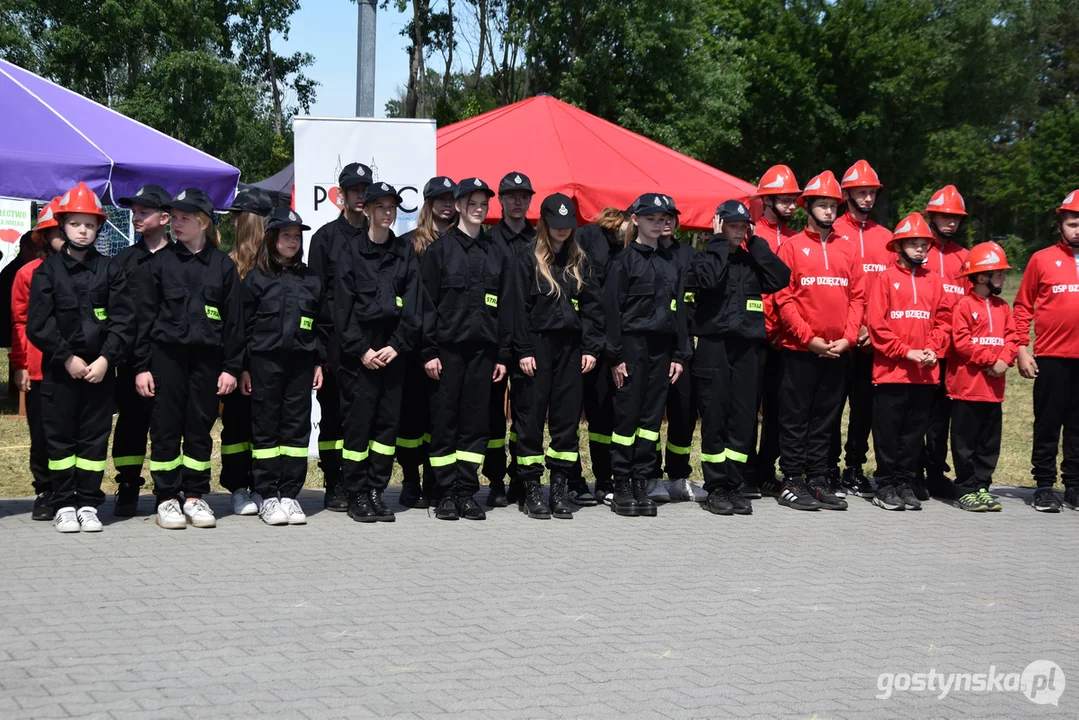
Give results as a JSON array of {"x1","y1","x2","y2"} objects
[
  {"x1": 289, "y1": 211, "x2": 298, "y2": 221},
  {"x1": 177, "y1": 191, "x2": 187, "y2": 201},
  {"x1": 474, "y1": 178, "x2": 482, "y2": 186},
  {"x1": 558, "y1": 204, "x2": 568, "y2": 216},
  {"x1": 444, "y1": 178, "x2": 452, "y2": 187},
  {"x1": 136, "y1": 188, "x2": 144, "y2": 197},
  {"x1": 653, "y1": 197, "x2": 662, "y2": 207}
]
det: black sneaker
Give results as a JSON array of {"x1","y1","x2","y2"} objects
[
  {"x1": 872, "y1": 485, "x2": 905, "y2": 511},
  {"x1": 738, "y1": 481, "x2": 762, "y2": 499},
  {"x1": 456, "y1": 496, "x2": 487, "y2": 520},
  {"x1": 596, "y1": 480, "x2": 615, "y2": 507},
  {"x1": 324, "y1": 477, "x2": 350, "y2": 512},
  {"x1": 1064, "y1": 486, "x2": 1079, "y2": 510},
  {"x1": 631, "y1": 477, "x2": 658, "y2": 517},
  {"x1": 485, "y1": 481, "x2": 508, "y2": 508},
  {"x1": 348, "y1": 493, "x2": 379, "y2": 523},
  {"x1": 777, "y1": 478, "x2": 821, "y2": 510},
  {"x1": 610, "y1": 479, "x2": 639, "y2": 517},
  {"x1": 808, "y1": 476, "x2": 848, "y2": 510},
  {"x1": 826, "y1": 467, "x2": 845, "y2": 499},
  {"x1": 729, "y1": 489, "x2": 753, "y2": 515},
  {"x1": 367, "y1": 488, "x2": 396, "y2": 522},
  {"x1": 435, "y1": 495, "x2": 459, "y2": 520},
  {"x1": 31, "y1": 492, "x2": 52, "y2": 521},
  {"x1": 1033, "y1": 487, "x2": 1062, "y2": 513},
  {"x1": 843, "y1": 467, "x2": 875, "y2": 497},
  {"x1": 399, "y1": 479, "x2": 429, "y2": 509},
  {"x1": 897, "y1": 483, "x2": 922, "y2": 510},
  {"x1": 760, "y1": 475, "x2": 782, "y2": 498},
  {"x1": 703, "y1": 488, "x2": 734, "y2": 515},
  {"x1": 566, "y1": 477, "x2": 598, "y2": 506},
  {"x1": 113, "y1": 483, "x2": 140, "y2": 517}
]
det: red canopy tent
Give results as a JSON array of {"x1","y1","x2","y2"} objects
[{"x1": 437, "y1": 95, "x2": 756, "y2": 231}]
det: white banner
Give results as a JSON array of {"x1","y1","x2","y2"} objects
[
  {"x1": 294, "y1": 117, "x2": 437, "y2": 457},
  {"x1": 0, "y1": 197, "x2": 33, "y2": 274}
]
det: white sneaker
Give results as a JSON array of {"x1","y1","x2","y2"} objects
[
  {"x1": 231, "y1": 489, "x2": 258, "y2": 516},
  {"x1": 282, "y1": 497, "x2": 307, "y2": 525},
  {"x1": 156, "y1": 499, "x2": 186, "y2": 529},
  {"x1": 54, "y1": 507, "x2": 79, "y2": 533},
  {"x1": 259, "y1": 497, "x2": 288, "y2": 526},
  {"x1": 666, "y1": 478, "x2": 694, "y2": 502},
  {"x1": 183, "y1": 498, "x2": 217, "y2": 528},
  {"x1": 76, "y1": 506, "x2": 103, "y2": 532},
  {"x1": 646, "y1": 478, "x2": 671, "y2": 502}
]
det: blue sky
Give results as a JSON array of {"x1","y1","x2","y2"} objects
[{"x1": 278, "y1": 0, "x2": 411, "y2": 118}]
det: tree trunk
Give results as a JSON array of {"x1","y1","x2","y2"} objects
[
  {"x1": 442, "y1": 0, "x2": 455, "y2": 101},
  {"x1": 263, "y1": 18, "x2": 283, "y2": 136},
  {"x1": 405, "y1": 0, "x2": 427, "y2": 118},
  {"x1": 472, "y1": 0, "x2": 488, "y2": 89}
]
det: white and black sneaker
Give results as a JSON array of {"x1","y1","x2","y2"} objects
[
  {"x1": 777, "y1": 478, "x2": 821, "y2": 511},
  {"x1": 1033, "y1": 487, "x2": 1062, "y2": 513},
  {"x1": 873, "y1": 485, "x2": 905, "y2": 511},
  {"x1": 897, "y1": 483, "x2": 922, "y2": 511},
  {"x1": 76, "y1": 506, "x2": 103, "y2": 532},
  {"x1": 54, "y1": 506, "x2": 79, "y2": 533}
]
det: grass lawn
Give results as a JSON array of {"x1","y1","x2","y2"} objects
[{"x1": 0, "y1": 274, "x2": 1054, "y2": 498}]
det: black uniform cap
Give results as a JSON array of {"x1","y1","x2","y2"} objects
[
  {"x1": 540, "y1": 193, "x2": 578, "y2": 230},
  {"x1": 226, "y1": 187, "x2": 274, "y2": 217},
  {"x1": 630, "y1": 193, "x2": 675, "y2": 216},
  {"x1": 717, "y1": 199, "x2": 751, "y2": 222},
  {"x1": 498, "y1": 172, "x2": 535, "y2": 196},
  {"x1": 264, "y1": 206, "x2": 311, "y2": 231},
  {"x1": 455, "y1": 178, "x2": 496, "y2": 199},
  {"x1": 339, "y1": 163, "x2": 373, "y2": 189},
  {"x1": 116, "y1": 184, "x2": 171, "y2": 210},
  {"x1": 363, "y1": 182, "x2": 403, "y2": 206},
  {"x1": 168, "y1": 188, "x2": 217, "y2": 223},
  {"x1": 423, "y1": 176, "x2": 457, "y2": 199}
]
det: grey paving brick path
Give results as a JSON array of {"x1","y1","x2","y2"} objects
[{"x1": 1, "y1": 485, "x2": 1077, "y2": 719}]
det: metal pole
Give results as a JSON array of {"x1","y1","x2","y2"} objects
[{"x1": 356, "y1": 0, "x2": 377, "y2": 117}]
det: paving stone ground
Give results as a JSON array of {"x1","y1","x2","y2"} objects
[{"x1": 1, "y1": 485, "x2": 1077, "y2": 719}]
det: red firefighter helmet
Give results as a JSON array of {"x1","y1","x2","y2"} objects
[
  {"x1": 1056, "y1": 189, "x2": 1079, "y2": 215},
  {"x1": 755, "y1": 164, "x2": 801, "y2": 196},
  {"x1": 797, "y1": 170, "x2": 844, "y2": 207},
  {"x1": 840, "y1": 159, "x2": 882, "y2": 189},
  {"x1": 35, "y1": 197, "x2": 62, "y2": 230},
  {"x1": 925, "y1": 185, "x2": 967, "y2": 216},
  {"x1": 56, "y1": 182, "x2": 107, "y2": 222},
  {"x1": 886, "y1": 212, "x2": 934, "y2": 252},
  {"x1": 959, "y1": 241, "x2": 1012, "y2": 277}
]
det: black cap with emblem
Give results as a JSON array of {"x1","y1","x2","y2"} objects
[
  {"x1": 454, "y1": 177, "x2": 496, "y2": 199},
  {"x1": 716, "y1": 199, "x2": 751, "y2": 222},
  {"x1": 168, "y1": 188, "x2": 216, "y2": 222},
  {"x1": 116, "y1": 184, "x2": 172, "y2": 210},
  {"x1": 338, "y1": 162, "x2": 373, "y2": 189},
  {"x1": 629, "y1": 193, "x2": 674, "y2": 216},
  {"x1": 363, "y1": 182, "x2": 403, "y2": 206},
  {"x1": 264, "y1": 206, "x2": 311, "y2": 231},
  {"x1": 660, "y1": 194, "x2": 681, "y2": 215},
  {"x1": 540, "y1": 193, "x2": 578, "y2": 230},
  {"x1": 498, "y1": 172, "x2": 535, "y2": 196},
  {"x1": 423, "y1": 176, "x2": 457, "y2": 199},
  {"x1": 225, "y1": 187, "x2": 274, "y2": 217}
]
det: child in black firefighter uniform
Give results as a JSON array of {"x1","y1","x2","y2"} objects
[
  {"x1": 28, "y1": 182, "x2": 134, "y2": 532},
  {"x1": 134, "y1": 188, "x2": 244, "y2": 530},
  {"x1": 694, "y1": 200, "x2": 791, "y2": 515},
  {"x1": 605, "y1": 193, "x2": 690, "y2": 517},
  {"x1": 421, "y1": 178, "x2": 513, "y2": 521},
  {"x1": 334, "y1": 183, "x2": 423, "y2": 523},
  {"x1": 239, "y1": 207, "x2": 323, "y2": 525},
  {"x1": 111, "y1": 184, "x2": 172, "y2": 516},
  {"x1": 512, "y1": 193, "x2": 604, "y2": 519}
]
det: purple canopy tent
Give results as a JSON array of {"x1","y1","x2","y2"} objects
[{"x1": 0, "y1": 59, "x2": 239, "y2": 207}]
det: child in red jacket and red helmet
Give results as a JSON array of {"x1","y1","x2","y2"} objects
[
  {"x1": 946, "y1": 242, "x2": 1020, "y2": 512},
  {"x1": 867, "y1": 213, "x2": 951, "y2": 511}
]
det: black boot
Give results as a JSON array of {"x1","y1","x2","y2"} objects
[
  {"x1": 611, "y1": 478, "x2": 639, "y2": 517},
  {"x1": 631, "y1": 477, "x2": 658, "y2": 517},
  {"x1": 485, "y1": 480, "x2": 508, "y2": 508},
  {"x1": 113, "y1": 481, "x2": 140, "y2": 517},
  {"x1": 324, "y1": 476, "x2": 349, "y2": 512},
  {"x1": 549, "y1": 474, "x2": 574, "y2": 520},
  {"x1": 399, "y1": 465, "x2": 429, "y2": 508},
  {"x1": 31, "y1": 491, "x2": 52, "y2": 521},
  {"x1": 521, "y1": 480, "x2": 551, "y2": 519},
  {"x1": 348, "y1": 492, "x2": 378, "y2": 523},
  {"x1": 368, "y1": 488, "x2": 396, "y2": 522}
]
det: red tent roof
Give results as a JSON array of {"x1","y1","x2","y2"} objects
[{"x1": 437, "y1": 95, "x2": 756, "y2": 231}]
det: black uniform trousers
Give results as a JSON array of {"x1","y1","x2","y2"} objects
[
  {"x1": 148, "y1": 344, "x2": 221, "y2": 502},
  {"x1": 611, "y1": 334, "x2": 674, "y2": 482},
  {"x1": 778, "y1": 349, "x2": 847, "y2": 481},
  {"x1": 571, "y1": 358, "x2": 616, "y2": 488},
  {"x1": 41, "y1": 365, "x2": 114, "y2": 511},
  {"x1": 828, "y1": 349, "x2": 874, "y2": 470},
  {"x1": 429, "y1": 342, "x2": 495, "y2": 499},
  {"x1": 339, "y1": 356, "x2": 404, "y2": 494},
  {"x1": 754, "y1": 347, "x2": 783, "y2": 483},
  {"x1": 724, "y1": 337, "x2": 763, "y2": 488},
  {"x1": 111, "y1": 366, "x2": 151, "y2": 487},
  {"x1": 653, "y1": 365, "x2": 695, "y2": 480},
  {"x1": 872, "y1": 383, "x2": 935, "y2": 488},
  {"x1": 396, "y1": 353, "x2": 431, "y2": 471},
  {"x1": 316, "y1": 365, "x2": 344, "y2": 485},
  {"x1": 922, "y1": 358, "x2": 953, "y2": 480},
  {"x1": 26, "y1": 380, "x2": 50, "y2": 494},
  {"x1": 484, "y1": 376, "x2": 510, "y2": 487},
  {"x1": 1031, "y1": 356, "x2": 1079, "y2": 489},
  {"x1": 694, "y1": 337, "x2": 731, "y2": 492},
  {"x1": 950, "y1": 399, "x2": 1002, "y2": 495},
  {"x1": 219, "y1": 392, "x2": 252, "y2": 493},
  {"x1": 249, "y1": 352, "x2": 314, "y2": 499},
  {"x1": 515, "y1": 332, "x2": 582, "y2": 482}
]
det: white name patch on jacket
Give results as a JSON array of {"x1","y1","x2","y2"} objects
[
  {"x1": 801, "y1": 277, "x2": 850, "y2": 287},
  {"x1": 890, "y1": 310, "x2": 931, "y2": 320},
  {"x1": 943, "y1": 283, "x2": 967, "y2": 295},
  {"x1": 1051, "y1": 284, "x2": 1079, "y2": 294},
  {"x1": 863, "y1": 263, "x2": 888, "y2": 274},
  {"x1": 973, "y1": 336, "x2": 1005, "y2": 346}
]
